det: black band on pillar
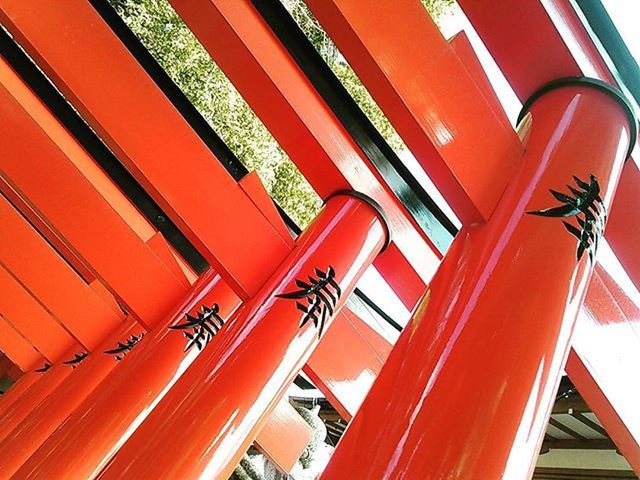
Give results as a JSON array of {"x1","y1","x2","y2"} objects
[
  {"x1": 517, "y1": 76, "x2": 638, "y2": 160},
  {"x1": 325, "y1": 190, "x2": 392, "y2": 252}
]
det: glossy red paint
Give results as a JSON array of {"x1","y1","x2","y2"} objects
[
  {"x1": 1, "y1": 194, "x2": 123, "y2": 351},
  {"x1": 0, "y1": 318, "x2": 146, "y2": 478},
  {"x1": 322, "y1": 86, "x2": 633, "y2": 479},
  {"x1": 567, "y1": 267, "x2": 640, "y2": 473},
  {"x1": 14, "y1": 271, "x2": 240, "y2": 480},
  {"x1": 305, "y1": 0, "x2": 522, "y2": 224},
  {"x1": 448, "y1": 31, "x2": 512, "y2": 132},
  {"x1": 0, "y1": 351, "x2": 78, "y2": 446},
  {"x1": 145, "y1": 232, "x2": 193, "y2": 288},
  {"x1": 0, "y1": 0, "x2": 293, "y2": 299},
  {"x1": 0, "y1": 372, "x2": 40, "y2": 421},
  {"x1": 304, "y1": 308, "x2": 392, "y2": 421},
  {"x1": 458, "y1": 0, "x2": 587, "y2": 98},
  {"x1": 0, "y1": 183, "x2": 95, "y2": 284},
  {"x1": 0, "y1": 53, "x2": 157, "y2": 244},
  {"x1": 0, "y1": 70, "x2": 187, "y2": 328},
  {"x1": 605, "y1": 162, "x2": 640, "y2": 290},
  {"x1": 169, "y1": 0, "x2": 440, "y2": 289},
  {"x1": 255, "y1": 399, "x2": 313, "y2": 474},
  {"x1": 373, "y1": 243, "x2": 425, "y2": 312},
  {"x1": 0, "y1": 266, "x2": 80, "y2": 360},
  {"x1": 0, "y1": 315, "x2": 43, "y2": 374},
  {"x1": 458, "y1": 0, "x2": 640, "y2": 291},
  {"x1": 239, "y1": 171, "x2": 296, "y2": 249},
  {"x1": 97, "y1": 194, "x2": 386, "y2": 479},
  {"x1": 597, "y1": 266, "x2": 640, "y2": 330}
]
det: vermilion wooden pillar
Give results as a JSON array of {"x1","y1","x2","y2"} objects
[
  {"x1": 0, "y1": 374, "x2": 40, "y2": 416},
  {"x1": 0, "y1": 324, "x2": 41, "y2": 417},
  {"x1": 0, "y1": 350, "x2": 77, "y2": 444},
  {"x1": 322, "y1": 80, "x2": 636, "y2": 479},
  {"x1": 97, "y1": 192, "x2": 388, "y2": 479},
  {"x1": 15, "y1": 271, "x2": 240, "y2": 479},
  {"x1": 0, "y1": 318, "x2": 145, "y2": 478},
  {"x1": 457, "y1": 0, "x2": 640, "y2": 292}
]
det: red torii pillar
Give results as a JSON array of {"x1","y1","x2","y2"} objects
[
  {"x1": 0, "y1": 317, "x2": 145, "y2": 478},
  {"x1": 457, "y1": 0, "x2": 640, "y2": 293},
  {"x1": 97, "y1": 192, "x2": 388, "y2": 479},
  {"x1": 14, "y1": 270, "x2": 240, "y2": 479},
  {"x1": 322, "y1": 80, "x2": 636, "y2": 478}
]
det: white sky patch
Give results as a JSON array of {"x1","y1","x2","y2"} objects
[
  {"x1": 601, "y1": 0, "x2": 640, "y2": 164},
  {"x1": 357, "y1": 266, "x2": 411, "y2": 328},
  {"x1": 601, "y1": 0, "x2": 640, "y2": 62}
]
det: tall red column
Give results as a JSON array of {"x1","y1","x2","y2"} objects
[
  {"x1": 0, "y1": 318, "x2": 145, "y2": 478},
  {"x1": 0, "y1": 372, "x2": 39, "y2": 417},
  {"x1": 322, "y1": 79, "x2": 637, "y2": 479},
  {"x1": 14, "y1": 270, "x2": 240, "y2": 479},
  {"x1": 97, "y1": 192, "x2": 388, "y2": 479},
  {"x1": 0, "y1": 349, "x2": 80, "y2": 443}
]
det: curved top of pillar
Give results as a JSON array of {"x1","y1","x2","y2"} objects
[
  {"x1": 517, "y1": 76, "x2": 638, "y2": 160},
  {"x1": 325, "y1": 190, "x2": 392, "y2": 251}
]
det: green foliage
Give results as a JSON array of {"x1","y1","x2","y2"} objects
[
  {"x1": 421, "y1": 0, "x2": 456, "y2": 20},
  {"x1": 111, "y1": 0, "x2": 322, "y2": 227},
  {"x1": 282, "y1": 0, "x2": 453, "y2": 154},
  {"x1": 110, "y1": 0, "x2": 451, "y2": 228}
]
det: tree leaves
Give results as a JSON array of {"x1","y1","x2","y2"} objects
[{"x1": 111, "y1": 0, "x2": 322, "y2": 228}]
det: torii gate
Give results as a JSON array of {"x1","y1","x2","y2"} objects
[{"x1": 0, "y1": 0, "x2": 637, "y2": 478}]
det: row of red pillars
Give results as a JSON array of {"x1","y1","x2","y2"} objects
[
  {"x1": 0, "y1": 192, "x2": 389, "y2": 478},
  {"x1": 0, "y1": 7, "x2": 636, "y2": 479}
]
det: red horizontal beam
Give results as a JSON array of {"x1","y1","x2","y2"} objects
[
  {"x1": 0, "y1": 69, "x2": 187, "y2": 327},
  {"x1": 0, "y1": 266, "x2": 80, "y2": 360},
  {"x1": 255, "y1": 400, "x2": 312, "y2": 474},
  {"x1": 0, "y1": 315, "x2": 42, "y2": 372},
  {"x1": 0, "y1": 0, "x2": 293, "y2": 298},
  {"x1": 1, "y1": 195, "x2": 124, "y2": 350},
  {"x1": 169, "y1": 0, "x2": 441, "y2": 287},
  {"x1": 305, "y1": 0, "x2": 522, "y2": 224},
  {"x1": 304, "y1": 307, "x2": 392, "y2": 420}
]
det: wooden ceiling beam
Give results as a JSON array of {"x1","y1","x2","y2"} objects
[
  {"x1": 549, "y1": 418, "x2": 588, "y2": 442},
  {"x1": 571, "y1": 412, "x2": 609, "y2": 438},
  {"x1": 542, "y1": 438, "x2": 617, "y2": 451},
  {"x1": 552, "y1": 397, "x2": 591, "y2": 414}
]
